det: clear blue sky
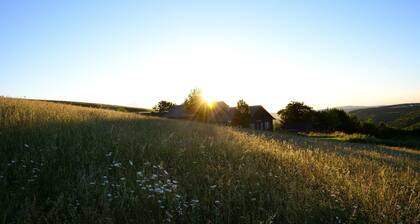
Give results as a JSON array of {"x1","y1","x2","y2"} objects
[{"x1": 1, "y1": 0, "x2": 419, "y2": 111}]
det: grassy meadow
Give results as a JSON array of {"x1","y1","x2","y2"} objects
[
  {"x1": 304, "y1": 131, "x2": 420, "y2": 150},
  {"x1": 0, "y1": 97, "x2": 419, "y2": 223}
]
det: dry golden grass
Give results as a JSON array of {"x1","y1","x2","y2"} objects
[{"x1": 0, "y1": 97, "x2": 419, "y2": 223}]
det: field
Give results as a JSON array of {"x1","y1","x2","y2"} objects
[
  {"x1": 0, "y1": 97, "x2": 419, "y2": 223},
  {"x1": 304, "y1": 131, "x2": 420, "y2": 150}
]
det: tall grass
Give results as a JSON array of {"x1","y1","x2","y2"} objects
[
  {"x1": 1, "y1": 97, "x2": 419, "y2": 223},
  {"x1": 306, "y1": 131, "x2": 420, "y2": 150}
]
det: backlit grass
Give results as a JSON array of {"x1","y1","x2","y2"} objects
[{"x1": 1, "y1": 97, "x2": 419, "y2": 223}]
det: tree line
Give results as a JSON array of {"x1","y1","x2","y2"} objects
[{"x1": 277, "y1": 101, "x2": 420, "y2": 138}]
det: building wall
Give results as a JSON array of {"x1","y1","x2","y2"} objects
[{"x1": 252, "y1": 120, "x2": 273, "y2": 130}]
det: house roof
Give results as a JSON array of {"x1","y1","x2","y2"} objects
[{"x1": 229, "y1": 105, "x2": 275, "y2": 120}]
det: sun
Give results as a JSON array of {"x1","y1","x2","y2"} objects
[{"x1": 201, "y1": 91, "x2": 217, "y2": 108}]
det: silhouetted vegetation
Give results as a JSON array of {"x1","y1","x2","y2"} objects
[
  {"x1": 350, "y1": 103, "x2": 420, "y2": 129},
  {"x1": 152, "y1": 100, "x2": 175, "y2": 113},
  {"x1": 278, "y1": 101, "x2": 420, "y2": 148},
  {"x1": 184, "y1": 88, "x2": 209, "y2": 121},
  {"x1": 231, "y1": 99, "x2": 251, "y2": 128},
  {"x1": 313, "y1": 108, "x2": 360, "y2": 133},
  {"x1": 277, "y1": 101, "x2": 314, "y2": 131}
]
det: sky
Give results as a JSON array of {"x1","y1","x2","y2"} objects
[{"x1": 1, "y1": 0, "x2": 419, "y2": 111}]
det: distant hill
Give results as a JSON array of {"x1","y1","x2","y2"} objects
[
  {"x1": 333, "y1": 106, "x2": 372, "y2": 112},
  {"x1": 349, "y1": 103, "x2": 420, "y2": 129}
]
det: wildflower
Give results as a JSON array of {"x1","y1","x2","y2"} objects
[
  {"x1": 112, "y1": 161, "x2": 122, "y2": 168},
  {"x1": 154, "y1": 188, "x2": 164, "y2": 193},
  {"x1": 166, "y1": 211, "x2": 173, "y2": 218}
]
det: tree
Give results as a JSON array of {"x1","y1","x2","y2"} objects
[
  {"x1": 313, "y1": 108, "x2": 360, "y2": 133},
  {"x1": 232, "y1": 99, "x2": 251, "y2": 128},
  {"x1": 277, "y1": 101, "x2": 315, "y2": 131},
  {"x1": 184, "y1": 88, "x2": 207, "y2": 121},
  {"x1": 152, "y1": 100, "x2": 175, "y2": 113}
]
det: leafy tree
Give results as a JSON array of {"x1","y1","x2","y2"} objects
[
  {"x1": 232, "y1": 99, "x2": 251, "y2": 128},
  {"x1": 152, "y1": 100, "x2": 175, "y2": 113},
  {"x1": 184, "y1": 89, "x2": 207, "y2": 121},
  {"x1": 277, "y1": 101, "x2": 315, "y2": 131},
  {"x1": 314, "y1": 108, "x2": 359, "y2": 133}
]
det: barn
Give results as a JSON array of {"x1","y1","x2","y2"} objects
[{"x1": 165, "y1": 102, "x2": 275, "y2": 131}]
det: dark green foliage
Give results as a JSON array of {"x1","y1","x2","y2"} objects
[
  {"x1": 350, "y1": 103, "x2": 420, "y2": 129},
  {"x1": 390, "y1": 110, "x2": 420, "y2": 130},
  {"x1": 313, "y1": 109, "x2": 360, "y2": 133},
  {"x1": 277, "y1": 101, "x2": 315, "y2": 131},
  {"x1": 232, "y1": 100, "x2": 251, "y2": 128},
  {"x1": 278, "y1": 101, "x2": 420, "y2": 141},
  {"x1": 152, "y1": 100, "x2": 175, "y2": 113}
]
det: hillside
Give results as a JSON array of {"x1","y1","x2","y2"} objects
[
  {"x1": 333, "y1": 105, "x2": 371, "y2": 112},
  {"x1": 36, "y1": 99, "x2": 150, "y2": 113},
  {"x1": 0, "y1": 97, "x2": 419, "y2": 223},
  {"x1": 350, "y1": 103, "x2": 420, "y2": 129}
]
